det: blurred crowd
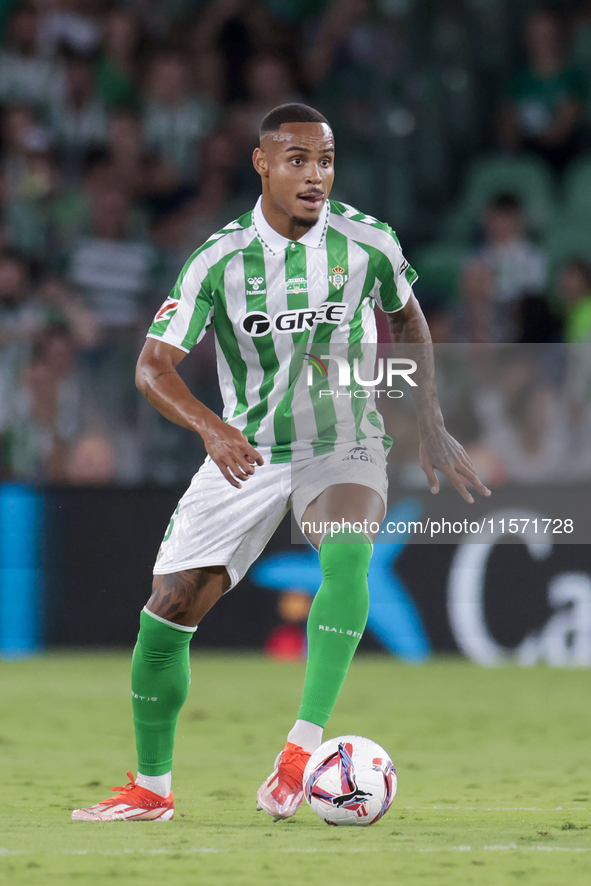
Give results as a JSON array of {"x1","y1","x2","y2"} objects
[{"x1": 1, "y1": 0, "x2": 591, "y2": 487}]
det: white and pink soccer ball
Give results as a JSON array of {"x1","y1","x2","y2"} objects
[{"x1": 303, "y1": 735, "x2": 397, "y2": 826}]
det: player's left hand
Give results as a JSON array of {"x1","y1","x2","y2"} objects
[{"x1": 419, "y1": 427, "x2": 491, "y2": 504}]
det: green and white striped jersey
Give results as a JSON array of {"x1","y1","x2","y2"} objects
[{"x1": 147, "y1": 197, "x2": 417, "y2": 463}]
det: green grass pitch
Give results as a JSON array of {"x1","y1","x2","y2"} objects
[{"x1": 1, "y1": 653, "x2": 590, "y2": 886}]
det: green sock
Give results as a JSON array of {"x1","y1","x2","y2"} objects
[
  {"x1": 298, "y1": 529, "x2": 372, "y2": 727},
  {"x1": 131, "y1": 608, "x2": 195, "y2": 776}
]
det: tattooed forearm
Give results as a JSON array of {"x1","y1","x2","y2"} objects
[
  {"x1": 387, "y1": 296, "x2": 491, "y2": 502},
  {"x1": 387, "y1": 294, "x2": 443, "y2": 433},
  {"x1": 387, "y1": 298, "x2": 430, "y2": 345}
]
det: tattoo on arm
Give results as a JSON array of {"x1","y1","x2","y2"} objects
[
  {"x1": 387, "y1": 297, "x2": 488, "y2": 496},
  {"x1": 387, "y1": 299, "x2": 431, "y2": 345},
  {"x1": 387, "y1": 296, "x2": 443, "y2": 433}
]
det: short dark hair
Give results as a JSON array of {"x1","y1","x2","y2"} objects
[{"x1": 259, "y1": 103, "x2": 330, "y2": 138}]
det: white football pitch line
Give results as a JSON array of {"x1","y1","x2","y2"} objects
[
  {"x1": 1, "y1": 846, "x2": 590, "y2": 857},
  {"x1": 404, "y1": 806, "x2": 590, "y2": 812}
]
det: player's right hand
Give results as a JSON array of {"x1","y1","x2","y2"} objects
[{"x1": 201, "y1": 418, "x2": 264, "y2": 488}]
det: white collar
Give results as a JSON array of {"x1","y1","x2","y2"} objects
[{"x1": 253, "y1": 195, "x2": 329, "y2": 255}]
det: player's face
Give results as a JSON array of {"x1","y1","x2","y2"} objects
[{"x1": 255, "y1": 122, "x2": 335, "y2": 228}]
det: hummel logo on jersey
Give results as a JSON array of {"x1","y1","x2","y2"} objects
[
  {"x1": 241, "y1": 303, "x2": 347, "y2": 337},
  {"x1": 247, "y1": 277, "x2": 264, "y2": 291}
]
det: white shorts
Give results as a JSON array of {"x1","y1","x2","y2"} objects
[{"x1": 153, "y1": 442, "x2": 388, "y2": 590}]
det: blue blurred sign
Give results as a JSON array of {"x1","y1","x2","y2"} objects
[
  {"x1": 0, "y1": 484, "x2": 43, "y2": 658},
  {"x1": 253, "y1": 498, "x2": 431, "y2": 662}
]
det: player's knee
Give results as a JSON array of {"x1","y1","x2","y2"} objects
[{"x1": 319, "y1": 531, "x2": 372, "y2": 582}]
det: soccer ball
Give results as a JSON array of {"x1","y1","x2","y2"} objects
[{"x1": 303, "y1": 735, "x2": 397, "y2": 826}]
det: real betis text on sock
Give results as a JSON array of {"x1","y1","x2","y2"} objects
[{"x1": 297, "y1": 528, "x2": 371, "y2": 727}]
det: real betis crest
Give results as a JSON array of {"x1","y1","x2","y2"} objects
[{"x1": 328, "y1": 265, "x2": 348, "y2": 290}]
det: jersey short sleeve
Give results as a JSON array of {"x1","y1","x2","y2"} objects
[
  {"x1": 147, "y1": 249, "x2": 214, "y2": 353},
  {"x1": 373, "y1": 227, "x2": 418, "y2": 313}
]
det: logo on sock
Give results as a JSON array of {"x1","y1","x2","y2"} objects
[{"x1": 318, "y1": 625, "x2": 362, "y2": 639}]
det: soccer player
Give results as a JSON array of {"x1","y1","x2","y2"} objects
[{"x1": 72, "y1": 104, "x2": 490, "y2": 822}]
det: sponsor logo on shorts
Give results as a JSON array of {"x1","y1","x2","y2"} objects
[{"x1": 342, "y1": 446, "x2": 378, "y2": 465}]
